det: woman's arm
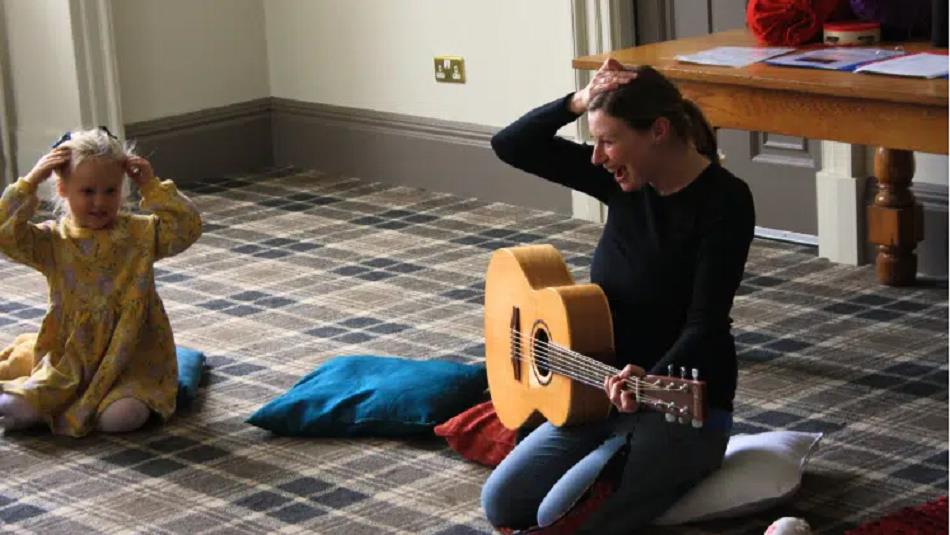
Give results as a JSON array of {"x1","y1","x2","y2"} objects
[
  {"x1": 491, "y1": 95, "x2": 617, "y2": 204},
  {"x1": 491, "y1": 59, "x2": 636, "y2": 204}
]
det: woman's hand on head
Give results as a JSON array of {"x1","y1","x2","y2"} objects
[
  {"x1": 24, "y1": 148, "x2": 70, "y2": 186},
  {"x1": 604, "y1": 363, "x2": 645, "y2": 413},
  {"x1": 125, "y1": 156, "x2": 155, "y2": 187},
  {"x1": 569, "y1": 58, "x2": 637, "y2": 115}
]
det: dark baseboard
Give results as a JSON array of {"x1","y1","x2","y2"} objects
[
  {"x1": 124, "y1": 98, "x2": 274, "y2": 183},
  {"x1": 124, "y1": 97, "x2": 571, "y2": 214},
  {"x1": 269, "y1": 98, "x2": 571, "y2": 214},
  {"x1": 122, "y1": 97, "x2": 946, "y2": 277}
]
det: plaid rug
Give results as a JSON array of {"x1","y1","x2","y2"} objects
[{"x1": 0, "y1": 168, "x2": 946, "y2": 534}]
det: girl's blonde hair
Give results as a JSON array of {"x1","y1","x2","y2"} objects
[{"x1": 46, "y1": 128, "x2": 136, "y2": 218}]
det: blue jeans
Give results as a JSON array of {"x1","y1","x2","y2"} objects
[{"x1": 481, "y1": 410, "x2": 730, "y2": 533}]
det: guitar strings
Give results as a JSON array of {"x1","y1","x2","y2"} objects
[
  {"x1": 507, "y1": 327, "x2": 695, "y2": 390},
  {"x1": 504, "y1": 331, "x2": 685, "y2": 407},
  {"x1": 508, "y1": 330, "x2": 663, "y2": 393},
  {"x1": 513, "y1": 332, "x2": 666, "y2": 391},
  {"x1": 507, "y1": 330, "x2": 686, "y2": 394},
  {"x1": 507, "y1": 329, "x2": 671, "y2": 390},
  {"x1": 500, "y1": 348, "x2": 675, "y2": 408}
]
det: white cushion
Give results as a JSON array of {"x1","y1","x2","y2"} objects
[{"x1": 653, "y1": 431, "x2": 823, "y2": 525}]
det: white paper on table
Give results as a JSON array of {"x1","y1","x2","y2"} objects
[
  {"x1": 675, "y1": 46, "x2": 796, "y2": 68},
  {"x1": 854, "y1": 52, "x2": 949, "y2": 79},
  {"x1": 765, "y1": 47, "x2": 905, "y2": 71}
]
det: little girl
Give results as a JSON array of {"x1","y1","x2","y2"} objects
[{"x1": 0, "y1": 128, "x2": 202, "y2": 437}]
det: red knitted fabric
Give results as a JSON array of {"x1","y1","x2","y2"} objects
[
  {"x1": 746, "y1": 0, "x2": 853, "y2": 45},
  {"x1": 434, "y1": 401, "x2": 516, "y2": 467},
  {"x1": 846, "y1": 496, "x2": 948, "y2": 535}
]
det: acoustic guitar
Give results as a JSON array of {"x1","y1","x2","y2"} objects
[{"x1": 484, "y1": 244, "x2": 706, "y2": 430}]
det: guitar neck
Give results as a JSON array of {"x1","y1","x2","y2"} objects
[{"x1": 535, "y1": 339, "x2": 706, "y2": 426}]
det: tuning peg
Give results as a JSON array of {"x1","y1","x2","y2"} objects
[
  {"x1": 667, "y1": 364, "x2": 673, "y2": 376},
  {"x1": 665, "y1": 412, "x2": 676, "y2": 423},
  {"x1": 691, "y1": 419, "x2": 703, "y2": 429},
  {"x1": 692, "y1": 368, "x2": 699, "y2": 381},
  {"x1": 680, "y1": 366, "x2": 686, "y2": 379}
]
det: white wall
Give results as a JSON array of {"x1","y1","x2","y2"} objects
[
  {"x1": 864, "y1": 150, "x2": 947, "y2": 187},
  {"x1": 263, "y1": 0, "x2": 576, "y2": 128},
  {"x1": 2, "y1": 0, "x2": 83, "y2": 174},
  {"x1": 913, "y1": 153, "x2": 948, "y2": 187},
  {"x1": 111, "y1": 0, "x2": 270, "y2": 124}
]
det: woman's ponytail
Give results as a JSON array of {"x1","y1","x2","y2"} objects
[{"x1": 681, "y1": 99, "x2": 719, "y2": 165}]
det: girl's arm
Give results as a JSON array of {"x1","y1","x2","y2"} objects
[
  {"x1": 0, "y1": 180, "x2": 54, "y2": 273},
  {"x1": 128, "y1": 157, "x2": 202, "y2": 260},
  {"x1": 0, "y1": 149, "x2": 69, "y2": 273}
]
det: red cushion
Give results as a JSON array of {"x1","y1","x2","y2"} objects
[
  {"x1": 434, "y1": 401, "x2": 516, "y2": 467},
  {"x1": 746, "y1": 0, "x2": 853, "y2": 46},
  {"x1": 846, "y1": 496, "x2": 947, "y2": 535}
]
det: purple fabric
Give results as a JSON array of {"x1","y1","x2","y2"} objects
[{"x1": 849, "y1": 0, "x2": 932, "y2": 39}]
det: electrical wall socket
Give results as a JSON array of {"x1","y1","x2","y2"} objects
[{"x1": 434, "y1": 56, "x2": 465, "y2": 84}]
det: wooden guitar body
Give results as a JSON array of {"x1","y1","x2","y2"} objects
[{"x1": 484, "y1": 244, "x2": 615, "y2": 430}]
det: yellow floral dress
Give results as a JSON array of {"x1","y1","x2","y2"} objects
[{"x1": 0, "y1": 176, "x2": 202, "y2": 437}]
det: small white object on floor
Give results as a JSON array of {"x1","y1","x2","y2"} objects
[{"x1": 765, "y1": 517, "x2": 813, "y2": 535}]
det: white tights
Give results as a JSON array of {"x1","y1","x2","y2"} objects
[{"x1": 0, "y1": 393, "x2": 150, "y2": 433}]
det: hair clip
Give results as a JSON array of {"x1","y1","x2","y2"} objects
[
  {"x1": 51, "y1": 132, "x2": 71, "y2": 149},
  {"x1": 51, "y1": 126, "x2": 118, "y2": 149},
  {"x1": 98, "y1": 125, "x2": 118, "y2": 140}
]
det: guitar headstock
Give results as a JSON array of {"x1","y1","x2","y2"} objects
[{"x1": 637, "y1": 371, "x2": 706, "y2": 428}]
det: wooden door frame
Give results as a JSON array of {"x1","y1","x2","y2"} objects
[
  {"x1": 68, "y1": 0, "x2": 125, "y2": 138},
  {"x1": 569, "y1": 0, "x2": 635, "y2": 223},
  {"x1": 0, "y1": 1, "x2": 14, "y2": 184}
]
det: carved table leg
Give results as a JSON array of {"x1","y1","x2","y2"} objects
[{"x1": 867, "y1": 147, "x2": 924, "y2": 286}]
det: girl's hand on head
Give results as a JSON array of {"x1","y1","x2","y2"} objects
[
  {"x1": 24, "y1": 148, "x2": 70, "y2": 186},
  {"x1": 570, "y1": 58, "x2": 637, "y2": 115},
  {"x1": 125, "y1": 156, "x2": 155, "y2": 186},
  {"x1": 603, "y1": 363, "x2": 645, "y2": 413}
]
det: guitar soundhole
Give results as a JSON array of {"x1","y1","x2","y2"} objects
[{"x1": 531, "y1": 324, "x2": 553, "y2": 385}]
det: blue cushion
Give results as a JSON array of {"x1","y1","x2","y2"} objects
[
  {"x1": 176, "y1": 346, "x2": 206, "y2": 407},
  {"x1": 246, "y1": 355, "x2": 488, "y2": 437}
]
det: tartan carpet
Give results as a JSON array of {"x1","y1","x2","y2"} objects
[{"x1": 0, "y1": 169, "x2": 946, "y2": 534}]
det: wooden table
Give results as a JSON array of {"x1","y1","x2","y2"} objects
[{"x1": 573, "y1": 29, "x2": 948, "y2": 286}]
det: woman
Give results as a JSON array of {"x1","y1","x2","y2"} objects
[{"x1": 481, "y1": 59, "x2": 755, "y2": 532}]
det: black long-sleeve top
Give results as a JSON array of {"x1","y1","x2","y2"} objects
[{"x1": 491, "y1": 94, "x2": 755, "y2": 412}]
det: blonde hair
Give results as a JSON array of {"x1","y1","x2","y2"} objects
[{"x1": 47, "y1": 128, "x2": 136, "y2": 219}]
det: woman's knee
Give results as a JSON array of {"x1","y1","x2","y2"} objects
[
  {"x1": 481, "y1": 473, "x2": 512, "y2": 527},
  {"x1": 97, "y1": 398, "x2": 150, "y2": 433},
  {"x1": 481, "y1": 465, "x2": 540, "y2": 528}
]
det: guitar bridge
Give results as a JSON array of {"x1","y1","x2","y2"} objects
[{"x1": 510, "y1": 306, "x2": 521, "y2": 382}]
